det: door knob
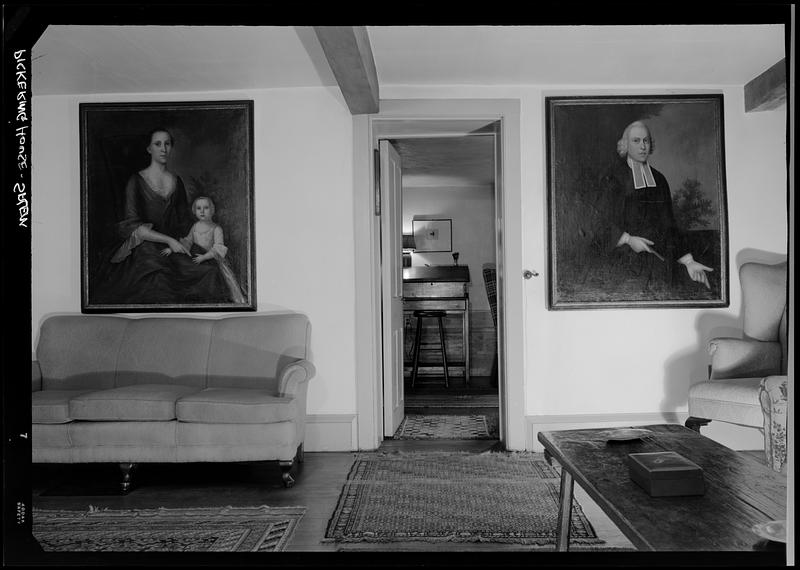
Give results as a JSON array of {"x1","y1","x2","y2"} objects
[{"x1": 523, "y1": 269, "x2": 539, "y2": 279}]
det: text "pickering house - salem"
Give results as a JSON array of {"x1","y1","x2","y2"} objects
[{"x1": 14, "y1": 49, "x2": 29, "y2": 228}]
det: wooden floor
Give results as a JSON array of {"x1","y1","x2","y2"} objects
[
  {"x1": 29, "y1": 422, "x2": 770, "y2": 556},
  {"x1": 31, "y1": 443, "x2": 636, "y2": 553},
  {"x1": 32, "y1": 448, "x2": 774, "y2": 554},
  {"x1": 404, "y1": 374, "x2": 497, "y2": 395}
]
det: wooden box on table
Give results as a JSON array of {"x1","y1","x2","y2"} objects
[{"x1": 627, "y1": 451, "x2": 706, "y2": 497}]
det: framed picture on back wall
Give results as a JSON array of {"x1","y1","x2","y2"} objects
[
  {"x1": 545, "y1": 94, "x2": 729, "y2": 310},
  {"x1": 412, "y1": 218, "x2": 453, "y2": 253},
  {"x1": 79, "y1": 100, "x2": 256, "y2": 312}
]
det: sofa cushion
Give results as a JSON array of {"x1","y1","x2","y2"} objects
[
  {"x1": 37, "y1": 316, "x2": 128, "y2": 391},
  {"x1": 206, "y1": 314, "x2": 310, "y2": 389},
  {"x1": 70, "y1": 384, "x2": 201, "y2": 421},
  {"x1": 114, "y1": 318, "x2": 215, "y2": 388},
  {"x1": 32, "y1": 390, "x2": 91, "y2": 424},
  {"x1": 176, "y1": 388, "x2": 297, "y2": 424},
  {"x1": 688, "y1": 377, "x2": 763, "y2": 427}
]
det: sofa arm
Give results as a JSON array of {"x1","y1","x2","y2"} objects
[
  {"x1": 708, "y1": 338, "x2": 782, "y2": 380},
  {"x1": 277, "y1": 359, "x2": 316, "y2": 397},
  {"x1": 32, "y1": 361, "x2": 42, "y2": 392},
  {"x1": 759, "y1": 375, "x2": 788, "y2": 472}
]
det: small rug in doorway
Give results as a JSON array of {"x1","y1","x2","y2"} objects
[
  {"x1": 32, "y1": 505, "x2": 305, "y2": 552},
  {"x1": 393, "y1": 414, "x2": 492, "y2": 439},
  {"x1": 324, "y1": 451, "x2": 604, "y2": 546}
]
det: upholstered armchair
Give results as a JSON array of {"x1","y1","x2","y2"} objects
[{"x1": 685, "y1": 261, "x2": 788, "y2": 472}]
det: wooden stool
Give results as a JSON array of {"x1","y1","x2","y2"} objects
[{"x1": 410, "y1": 310, "x2": 449, "y2": 388}]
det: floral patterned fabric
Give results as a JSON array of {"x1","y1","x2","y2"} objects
[{"x1": 759, "y1": 375, "x2": 788, "y2": 472}]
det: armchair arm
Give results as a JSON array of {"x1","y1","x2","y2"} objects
[
  {"x1": 32, "y1": 361, "x2": 42, "y2": 392},
  {"x1": 707, "y1": 338, "x2": 782, "y2": 380},
  {"x1": 759, "y1": 375, "x2": 788, "y2": 472},
  {"x1": 277, "y1": 359, "x2": 316, "y2": 397}
]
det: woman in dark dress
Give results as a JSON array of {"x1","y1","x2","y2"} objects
[
  {"x1": 91, "y1": 128, "x2": 230, "y2": 305},
  {"x1": 602, "y1": 120, "x2": 712, "y2": 293}
]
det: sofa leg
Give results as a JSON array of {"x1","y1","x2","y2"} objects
[
  {"x1": 296, "y1": 443, "x2": 305, "y2": 464},
  {"x1": 279, "y1": 460, "x2": 295, "y2": 488},
  {"x1": 685, "y1": 417, "x2": 711, "y2": 433},
  {"x1": 119, "y1": 463, "x2": 137, "y2": 494}
]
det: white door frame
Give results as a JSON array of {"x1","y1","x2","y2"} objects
[{"x1": 353, "y1": 98, "x2": 525, "y2": 450}]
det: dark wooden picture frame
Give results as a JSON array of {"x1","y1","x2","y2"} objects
[
  {"x1": 546, "y1": 95, "x2": 729, "y2": 309},
  {"x1": 412, "y1": 218, "x2": 453, "y2": 252},
  {"x1": 80, "y1": 100, "x2": 256, "y2": 312}
]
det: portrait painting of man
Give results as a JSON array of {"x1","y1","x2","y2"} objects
[{"x1": 546, "y1": 95, "x2": 729, "y2": 309}]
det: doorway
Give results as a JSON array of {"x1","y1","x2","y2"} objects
[
  {"x1": 389, "y1": 134, "x2": 500, "y2": 442},
  {"x1": 352, "y1": 99, "x2": 524, "y2": 452},
  {"x1": 374, "y1": 118, "x2": 505, "y2": 446}
]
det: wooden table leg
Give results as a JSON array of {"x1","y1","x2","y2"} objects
[{"x1": 556, "y1": 468, "x2": 574, "y2": 552}]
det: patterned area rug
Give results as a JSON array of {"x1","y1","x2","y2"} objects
[
  {"x1": 394, "y1": 414, "x2": 493, "y2": 439},
  {"x1": 32, "y1": 505, "x2": 305, "y2": 552},
  {"x1": 325, "y1": 451, "x2": 604, "y2": 546}
]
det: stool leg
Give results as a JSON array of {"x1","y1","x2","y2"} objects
[
  {"x1": 411, "y1": 316, "x2": 423, "y2": 388},
  {"x1": 437, "y1": 316, "x2": 449, "y2": 388}
]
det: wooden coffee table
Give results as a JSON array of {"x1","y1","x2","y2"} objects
[{"x1": 537, "y1": 424, "x2": 787, "y2": 552}]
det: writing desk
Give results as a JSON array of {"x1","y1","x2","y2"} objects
[{"x1": 402, "y1": 266, "x2": 470, "y2": 383}]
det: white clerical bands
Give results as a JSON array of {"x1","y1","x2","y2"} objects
[{"x1": 627, "y1": 156, "x2": 656, "y2": 189}]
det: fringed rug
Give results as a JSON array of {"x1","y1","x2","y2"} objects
[
  {"x1": 325, "y1": 451, "x2": 604, "y2": 546},
  {"x1": 393, "y1": 414, "x2": 493, "y2": 439},
  {"x1": 32, "y1": 505, "x2": 305, "y2": 552}
]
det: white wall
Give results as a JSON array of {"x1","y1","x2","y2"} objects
[
  {"x1": 31, "y1": 86, "x2": 358, "y2": 421},
  {"x1": 383, "y1": 84, "x2": 788, "y2": 448},
  {"x1": 31, "y1": 82, "x2": 788, "y2": 451},
  {"x1": 403, "y1": 185, "x2": 496, "y2": 311}
]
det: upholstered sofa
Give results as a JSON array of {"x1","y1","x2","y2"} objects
[{"x1": 31, "y1": 313, "x2": 315, "y2": 490}]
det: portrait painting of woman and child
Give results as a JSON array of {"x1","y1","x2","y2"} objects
[
  {"x1": 80, "y1": 101, "x2": 256, "y2": 312},
  {"x1": 545, "y1": 95, "x2": 729, "y2": 309}
]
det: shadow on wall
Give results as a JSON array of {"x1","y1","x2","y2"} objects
[{"x1": 659, "y1": 248, "x2": 788, "y2": 414}]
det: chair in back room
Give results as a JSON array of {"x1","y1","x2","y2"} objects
[{"x1": 482, "y1": 263, "x2": 498, "y2": 386}]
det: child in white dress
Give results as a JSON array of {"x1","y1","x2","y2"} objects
[{"x1": 176, "y1": 196, "x2": 246, "y2": 303}]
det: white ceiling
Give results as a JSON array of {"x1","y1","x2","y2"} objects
[
  {"x1": 32, "y1": 26, "x2": 338, "y2": 95},
  {"x1": 392, "y1": 135, "x2": 496, "y2": 188},
  {"x1": 31, "y1": 24, "x2": 785, "y2": 187},
  {"x1": 33, "y1": 24, "x2": 785, "y2": 95},
  {"x1": 368, "y1": 25, "x2": 786, "y2": 86}
]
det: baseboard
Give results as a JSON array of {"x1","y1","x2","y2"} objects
[
  {"x1": 304, "y1": 414, "x2": 357, "y2": 451},
  {"x1": 526, "y1": 412, "x2": 765, "y2": 452},
  {"x1": 307, "y1": 412, "x2": 766, "y2": 453}
]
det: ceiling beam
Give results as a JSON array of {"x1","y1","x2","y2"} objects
[
  {"x1": 313, "y1": 26, "x2": 379, "y2": 115},
  {"x1": 745, "y1": 58, "x2": 786, "y2": 113}
]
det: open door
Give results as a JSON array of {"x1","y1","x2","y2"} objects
[{"x1": 379, "y1": 139, "x2": 405, "y2": 436}]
